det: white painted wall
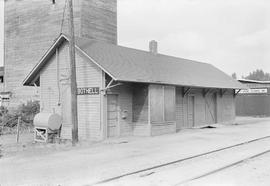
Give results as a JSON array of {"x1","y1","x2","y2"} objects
[{"x1": 40, "y1": 41, "x2": 103, "y2": 141}]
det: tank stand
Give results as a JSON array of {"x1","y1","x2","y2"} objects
[{"x1": 34, "y1": 127, "x2": 48, "y2": 142}]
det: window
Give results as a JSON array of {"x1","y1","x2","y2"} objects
[
  {"x1": 150, "y1": 85, "x2": 164, "y2": 122},
  {"x1": 164, "y1": 86, "x2": 175, "y2": 121}
]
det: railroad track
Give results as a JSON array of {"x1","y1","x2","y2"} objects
[
  {"x1": 175, "y1": 148, "x2": 270, "y2": 185},
  {"x1": 91, "y1": 135, "x2": 270, "y2": 186}
]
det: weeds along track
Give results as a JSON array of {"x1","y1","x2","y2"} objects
[{"x1": 91, "y1": 135, "x2": 270, "y2": 186}]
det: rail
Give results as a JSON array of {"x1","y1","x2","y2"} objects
[
  {"x1": 176, "y1": 149, "x2": 270, "y2": 185},
  {"x1": 90, "y1": 135, "x2": 270, "y2": 186}
]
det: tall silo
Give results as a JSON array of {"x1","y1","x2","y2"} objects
[{"x1": 4, "y1": 0, "x2": 117, "y2": 107}]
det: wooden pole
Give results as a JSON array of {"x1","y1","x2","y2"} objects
[
  {"x1": 16, "y1": 116, "x2": 21, "y2": 143},
  {"x1": 68, "y1": 0, "x2": 79, "y2": 145}
]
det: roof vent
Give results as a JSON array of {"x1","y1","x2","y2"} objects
[{"x1": 149, "y1": 40, "x2": 158, "y2": 54}]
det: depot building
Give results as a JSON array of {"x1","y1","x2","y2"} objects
[{"x1": 23, "y1": 34, "x2": 244, "y2": 141}]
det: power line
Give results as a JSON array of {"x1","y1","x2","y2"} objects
[{"x1": 60, "y1": 0, "x2": 68, "y2": 34}]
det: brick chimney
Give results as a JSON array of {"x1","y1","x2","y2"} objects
[{"x1": 149, "y1": 40, "x2": 158, "y2": 54}]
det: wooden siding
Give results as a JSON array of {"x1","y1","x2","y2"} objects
[
  {"x1": 164, "y1": 86, "x2": 176, "y2": 121},
  {"x1": 107, "y1": 83, "x2": 151, "y2": 137},
  {"x1": 107, "y1": 94, "x2": 118, "y2": 137},
  {"x1": 204, "y1": 92, "x2": 217, "y2": 125},
  {"x1": 151, "y1": 122, "x2": 176, "y2": 136},
  {"x1": 175, "y1": 87, "x2": 184, "y2": 130},
  {"x1": 176, "y1": 87, "x2": 235, "y2": 129},
  {"x1": 133, "y1": 124, "x2": 150, "y2": 136},
  {"x1": 217, "y1": 90, "x2": 235, "y2": 123},
  {"x1": 107, "y1": 84, "x2": 133, "y2": 136},
  {"x1": 150, "y1": 85, "x2": 164, "y2": 122},
  {"x1": 40, "y1": 42, "x2": 71, "y2": 139},
  {"x1": 5, "y1": 0, "x2": 117, "y2": 107},
  {"x1": 236, "y1": 92, "x2": 270, "y2": 116},
  {"x1": 40, "y1": 54, "x2": 60, "y2": 113},
  {"x1": 195, "y1": 92, "x2": 207, "y2": 125},
  {"x1": 182, "y1": 95, "x2": 188, "y2": 128},
  {"x1": 132, "y1": 84, "x2": 150, "y2": 136},
  {"x1": 40, "y1": 41, "x2": 102, "y2": 140},
  {"x1": 132, "y1": 84, "x2": 148, "y2": 123},
  {"x1": 187, "y1": 95, "x2": 195, "y2": 127},
  {"x1": 76, "y1": 51, "x2": 102, "y2": 140}
]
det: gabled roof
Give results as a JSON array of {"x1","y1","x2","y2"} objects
[{"x1": 23, "y1": 34, "x2": 245, "y2": 89}]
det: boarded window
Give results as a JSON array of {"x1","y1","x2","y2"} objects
[
  {"x1": 150, "y1": 85, "x2": 164, "y2": 122},
  {"x1": 132, "y1": 84, "x2": 149, "y2": 122},
  {"x1": 164, "y1": 86, "x2": 175, "y2": 121}
]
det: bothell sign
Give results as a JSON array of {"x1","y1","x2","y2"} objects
[{"x1": 77, "y1": 87, "x2": 100, "y2": 95}]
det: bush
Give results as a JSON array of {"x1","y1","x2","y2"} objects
[
  {"x1": 18, "y1": 100, "x2": 40, "y2": 123},
  {"x1": 0, "y1": 101, "x2": 40, "y2": 131}
]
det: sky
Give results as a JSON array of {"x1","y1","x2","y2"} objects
[
  {"x1": 0, "y1": 0, "x2": 3, "y2": 68},
  {"x1": 117, "y1": 0, "x2": 270, "y2": 78},
  {"x1": 0, "y1": 0, "x2": 269, "y2": 78}
]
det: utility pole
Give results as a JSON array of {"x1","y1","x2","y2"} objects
[{"x1": 68, "y1": 0, "x2": 79, "y2": 145}]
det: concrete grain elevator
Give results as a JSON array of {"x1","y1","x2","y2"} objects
[{"x1": 4, "y1": 0, "x2": 117, "y2": 107}]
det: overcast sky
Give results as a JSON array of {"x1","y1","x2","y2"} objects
[
  {"x1": 0, "y1": 0, "x2": 3, "y2": 68},
  {"x1": 1, "y1": 0, "x2": 270, "y2": 78}
]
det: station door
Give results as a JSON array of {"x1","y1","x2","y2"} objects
[
  {"x1": 187, "y1": 96, "x2": 195, "y2": 127},
  {"x1": 107, "y1": 94, "x2": 118, "y2": 138},
  {"x1": 205, "y1": 93, "x2": 217, "y2": 124}
]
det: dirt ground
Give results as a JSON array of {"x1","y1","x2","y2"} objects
[
  {"x1": 0, "y1": 117, "x2": 270, "y2": 186},
  {"x1": 183, "y1": 152, "x2": 270, "y2": 186},
  {"x1": 103, "y1": 132, "x2": 270, "y2": 186},
  {"x1": 0, "y1": 131, "x2": 73, "y2": 158}
]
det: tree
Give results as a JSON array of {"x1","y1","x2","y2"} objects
[
  {"x1": 244, "y1": 69, "x2": 270, "y2": 81},
  {"x1": 231, "y1": 72, "x2": 237, "y2": 79}
]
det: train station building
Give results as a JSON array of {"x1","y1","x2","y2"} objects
[{"x1": 23, "y1": 34, "x2": 244, "y2": 141}]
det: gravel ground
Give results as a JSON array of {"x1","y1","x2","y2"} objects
[
  {"x1": 0, "y1": 117, "x2": 270, "y2": 186},
  {"x1": 183, "y1": 152, "x2": 270, "y2": 186}
]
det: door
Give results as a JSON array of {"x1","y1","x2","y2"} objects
[
  {"x1": 107, "y1": 94, "x2": 118, "y2": 138},
  {"x1": 205, "y1": 93, "x2": 217, "y2": 124},
  {"x1": 176, "y1": 88, "x2": 184, "y2": 131},
  {"x1": 212, "y1": 93, "x2": 217, "y2": 123},
  {"x1": 187, "y1": 96, "x2": 195, "y2": 127}
]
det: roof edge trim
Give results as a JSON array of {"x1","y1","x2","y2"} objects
[
  {"x1": 117, "y1": 79, "x2": 244, "y2": 89},
  {"x1": 23, "y1": 33, "x2": 117, "y2": 86},
  {"x1": 238, "y1": 78, "x2": 270, "y2": 84},
  {"x1": 23, "y1": 34, "x2": 66, "y2": 86}
]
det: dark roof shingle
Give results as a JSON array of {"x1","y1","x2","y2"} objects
[
  {"x1": 23, "y1": 34, "x2": 245, "y2": 89},
  {"x1": 75, "y1": 36, "x2": 244, "y2": 89}
]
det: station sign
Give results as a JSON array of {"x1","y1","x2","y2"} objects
[
  {"x1": 77, "y1": 87, "x2": 100, "y2": 95},
  {"x1": 237, "y1": 88, "x2": 268, "y2": 94}
]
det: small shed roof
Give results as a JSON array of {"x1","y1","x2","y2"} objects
[
  {"x1": 238, "y1": 79, "x2": 270, "y2": 84},
  {"x1": 23, "y1": 34, "x2": 244, "y2": 89}
]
